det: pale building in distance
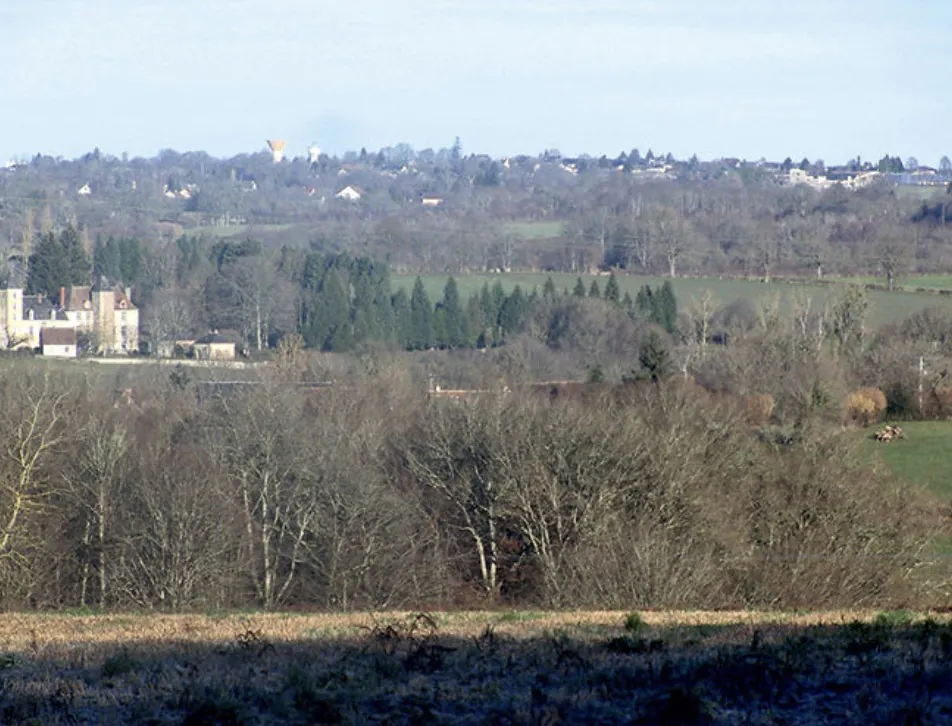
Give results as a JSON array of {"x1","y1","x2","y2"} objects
[{"x1": 0, "y1": 279, "x2": 139, "y2": 355}]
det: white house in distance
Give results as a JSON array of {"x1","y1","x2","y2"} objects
[
  {"x1": 421, "y1": 195, "x2": 444, "y2": 207},
  {"x1": 335, "y1": 185, "x2": 362, "y2": 202},
  {"x1": 193, "y1": 332, "x2": 236, "y2": 360}
]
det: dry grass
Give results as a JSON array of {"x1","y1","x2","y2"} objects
[
  {"x1": 0, "y1": 609, "x2": 944, "y2": 648},
  {"x1": 2, "y1": 610, "x2": 952, "y2": 724}
]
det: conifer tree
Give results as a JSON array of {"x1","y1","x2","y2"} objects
[
  {"x1": 439, "y1": 277, "x2": 468, "y2": 348},
  {"x1": 542, "y1": 276, "x2": 557, "y2": 300},
  {"x1": 656, "y1": 281, "x2": 679, "y2": 333},
  {"x1": 573, "y1": 277, "x2": 587, "y2": 297},
  {"x1": 466, "y1": 294, "x2": 485, "y2": 347},
  {"x1": 391, "y1": 288, "x2": 412, "y2": 348},
  {"x1": 604, "y1": 273, "x2": 621, "y2": 305},
  {"x1": 409, "y1": 277, "x2": 433, "y2": 350},
  {"x1": 635, "y1": 284, "x2": 653, "y2": 316},
  {"x1": 499, "y1": 285, "x2": 528, "y2": 335},
  {"x1": 27, "y1": 225, "x2": 91, "y2": 297},
  {"x1": 308, "y1": 268, "x2": 350, "y2": 351},
  {"x1": 639, "y1": 330, "x2": 673, "y2": 382},
  {"x1": 588, "y1": 279, "x2": 601, "y2": 299}
]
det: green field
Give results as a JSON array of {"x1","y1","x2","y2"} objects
[
  {"x1": 394, "y1": 272, "x2": 952, "y2": 328},
  {"x1": 832, "y1": 274, "x2": 952, "y2": 291},
  {"x1": 502, "y1": 221, "x2": 564, "y2": 239},
  {"x1": 869, "y1": 421, "x2": 952, "y2": 501}
]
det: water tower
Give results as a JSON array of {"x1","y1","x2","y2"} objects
[
  {"x1": 308, "y1": 144, "x2": 321, "y2": 164},
  {"x1": 266, "y1": 139, "x2": 287, "y2": 163}
]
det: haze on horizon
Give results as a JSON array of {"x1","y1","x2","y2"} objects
[{"x1": 1, "y1": 0, "x2": 947, "y2": 165}]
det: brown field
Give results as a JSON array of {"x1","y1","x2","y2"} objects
[
  {"x1": 2, "y1": 610, "x2": 952, "y2": 723},
  {"x1": 0, "y1": 609, "x2": 943, "y2": 647}
]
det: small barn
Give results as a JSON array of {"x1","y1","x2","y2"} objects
[
  {"x1": 193, "y1": 332, "x2": 236, "y2": 361},
  {"x1": 40, "y1": 327, "x2": 78, "y2": 358}
]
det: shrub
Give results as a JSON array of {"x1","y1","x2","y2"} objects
[
  {"x1": 744, "y1": 394, "x2": 775, "y2": 425},
  {"x1": 845, "y1": 387, "x2": 887, "y2": 426},
  {"x1": 624, "y1": 612, "x2": 646, "y2": 635}
]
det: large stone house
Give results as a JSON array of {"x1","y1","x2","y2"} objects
[{"x1": 0, "y1": 280, "x2": 139, "y2": 354}]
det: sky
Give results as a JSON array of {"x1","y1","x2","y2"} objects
[{"x1": 0, "y1": 0, "x2": 948, "y2": 165}]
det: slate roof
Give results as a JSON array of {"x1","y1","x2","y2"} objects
[{"x1": 22, "y1": 295, "x2": 69, "y2": 321}]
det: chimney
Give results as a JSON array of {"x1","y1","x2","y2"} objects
[
  {"x1": 59, "y1": 286, "x2": 65, "y2": 309},
  {"x1": 125, "y1": 286, "x2": 132, "y2": 303}
]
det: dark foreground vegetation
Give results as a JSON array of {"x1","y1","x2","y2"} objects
[{"x1": 2, "y1": 611, "x2": 952, "y2": 724}]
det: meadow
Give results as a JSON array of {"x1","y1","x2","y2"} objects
[
  {"x1": 831, "y1": 274, "x2": 952, "y2": 292},
  {"x1": 868, "y1": 421, "x2": 952, "y2": 501},
  {"x1": 2, "y1": 610, "x2": 951, "y2": 724},
  {"x1": 394, "y1": 272, "x2": 952, "y2": 328},
  {"x1": 502, "y1": 220, "x2": 565, "y2": 239}
]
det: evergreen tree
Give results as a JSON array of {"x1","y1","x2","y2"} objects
[
  {"x1": 438, "y1": 277, "x2": 468, "y2": 348},
  {"x1": 372, "y1": 278, "x2": 396, "y2": 345},
  {"x1": 409, "y1": 277, "x2": 433, "y2": 350},
  {"x1": 604, "y1": 273, "x2": 621, "y2": 305},
  {"x1": 498, "y1": 285, "x2": 528, "y2": 335},
  {"x1": 93, "y1": 236, "x2": 121, "y2": 281},
  {"x1": 635, "y1": 284, "x2": 653, "y2": 316},
  {"x1": 573, "y1": 277, "x2": 587, "y2": 297},
  {"x1": 117, "y1": 237, "x2": 142, "y2": 285},
  {"x1": 466, "y1": 294, "x2": 485, "y2": 347},
  {"x1": 307, "y1": 268, "x2": 350, "y2": 351},
  {"x1": 588, "y1": 279, "x2": 601, "y2": 299},
  {"x1": 656, "y1": 281, "x2": 679, "y2": 333},
  {"x1": 61, "y1": 226, "x2": 91, "y2": 285},
  {"x1": 27, "y1": 232, "x2": 67, "y2": 296},
  {"x1": 27, "y1": 226, "x2": 91, "y2": 297},
  {"x1": 639, "y1": 330, "x2": 673, "y2": 382},
  {"x1": 622, "y1": 291, "x2": 634, "y2": 315},
  {"x1": 391, "y1": 288, "x2": 412, "y2": 348},
  {"x1": 350, "y1": 270, "x2": 375, "y2": 343},
  {"x1": 489, "y1": 280, "x2": 506, "y2": 329},
  {"x1": 542, "y1": 276, "x2": 557, "y2": 300}
]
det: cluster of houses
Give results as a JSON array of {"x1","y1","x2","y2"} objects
[
  {"x1": 0, "y1": 277, "x2": 242, "y2": 362},
  {"x1": 0, "y1": 279, "x2": 138, "y2": 357},
  {"x1": 782, "y1": 166, "x2": 947, "y2": 191}
]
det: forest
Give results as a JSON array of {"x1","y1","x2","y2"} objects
[{"x1": 0, "y1": 356, "x2": 935, "y2": 613}]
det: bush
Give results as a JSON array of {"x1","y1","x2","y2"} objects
[
  {"x1": 744, "y1": 394, "x2": 775, "y2": 425},
  {"x1": 845, "y1": 387, "x2": 887, "y2": 426}
]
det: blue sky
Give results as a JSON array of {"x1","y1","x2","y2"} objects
[{"x1": 0, "y1": 0, "x2": 947, "y2": 164}]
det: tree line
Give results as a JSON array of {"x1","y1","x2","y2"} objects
[
  {"x1": 0, "y1": 360, "x2": 933, "y2": 612},
  {"x1": 4, "y1": 142, "x2": 952, "y2": 291}
]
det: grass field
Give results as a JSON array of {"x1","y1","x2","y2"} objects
[
  {"x1": 867, "y1": 421, "x2": 952, "y2": 501},
  {"x1": 2, "y1": 610, "x2": 951, "y2": 723},
  {"x1": 394, "y1": 272, "x2": 952, "y2": 328},
  {"x1": 832, "y1": 274, "x2": 952, "y2": 291},
  {"x1": 502, "y1": 221, "x2": 564, "y2": 239}
]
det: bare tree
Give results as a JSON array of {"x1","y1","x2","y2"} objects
[
  {"x1": 212, "y1": 382, "x2": 319, "y2": 608},
  {"x1": 0, "y1": 372, "x2": 69, "y2": 565},
  {"x1": 403, "y1": 395, "x2": 516, "y2": 598},
  {"x1": 63, "y1": 409, "x2": 130, "y2": 609}
]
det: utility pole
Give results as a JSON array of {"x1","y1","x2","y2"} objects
[{"x1": 919, "y1": 355, "x2": 925, "y2": 417}]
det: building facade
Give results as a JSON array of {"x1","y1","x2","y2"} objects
[{"x1": 0, "y1": 282, "x2": 139, "y2": 354}]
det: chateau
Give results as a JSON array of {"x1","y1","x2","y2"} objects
[{"x1": 0, "y1": 279, "x2": 139, "y2": 355}]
